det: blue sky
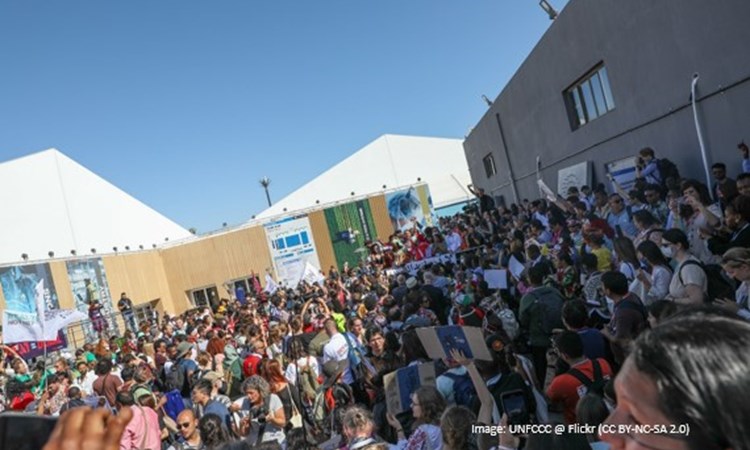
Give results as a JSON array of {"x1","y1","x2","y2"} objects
[{"x1": 0, "y1": 0, "x2": 566, "y2": 232}]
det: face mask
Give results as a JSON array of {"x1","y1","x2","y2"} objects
[{"x1": 661, "y1": 245, "x2": 674, "y2": 259}]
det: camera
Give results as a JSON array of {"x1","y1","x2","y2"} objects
[
  {"x1": 250, "y1": 405, "x2": 269, "y2": 423},
  {"x1": 636, "y1": 157, "x2": 645, "y2": 169}
]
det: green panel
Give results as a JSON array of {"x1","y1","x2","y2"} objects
[{"x1": 324, "y1": 200, "x2": 376, "y2": 271}]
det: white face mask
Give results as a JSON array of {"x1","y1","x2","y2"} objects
[{"x1": 661, "y1": 245, "x2": 674, "y2": 259}]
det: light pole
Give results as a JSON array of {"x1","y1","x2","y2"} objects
[{"x1": 260, "y1": 177, "x2": 272, "y2": 207}]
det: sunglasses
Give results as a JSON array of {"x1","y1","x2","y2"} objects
[{"x1": 177, "y1": 422, "x2": 192, "y2": 430}]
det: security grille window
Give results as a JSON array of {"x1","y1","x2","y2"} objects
[
  {"x1": 483, "y1": 153, "x2": 497, "y2": 178},
  {"x1": 565, "y1": 64, "x2": 615, "y2": 129},
  {"x1": 133, "y1": 303, "x2": 155, "y2": 325},
  {"x1": 190, "y1": 286, "x2": 218, "y2": 308}
]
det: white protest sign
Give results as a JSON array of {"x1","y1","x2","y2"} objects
[
  {"x1": 509, "y1": 256, "x2": 525, "y2": 280},
  {"x1": 484, "y1": 269, "x2": 507, "y2": 290}
]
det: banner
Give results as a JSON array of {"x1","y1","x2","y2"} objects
[
  {"x1": 264, "y1": 214, "x2": 321, "y2": 288},
  {"x1": 606, "y1": 156, "x2": 638, "y2": 193},
  {"x1": 416, "y1": 326, "x2": 493, "y2": 361},
  {"x1": 557, "y1": 162, "x2": 590, "y2": 196},
  {"x1": 383, "y1": 362, "x2": 436, "y2": 415},
  {"x1": 3, "y1": 309, "x2": 88, "y2": 343},
  {"x1": 324, "y1": 200, "x2": 377, "y2": 270},
  {"x1": 385, "y1": 185, "x2": 437, "y2": 232},
  {"x1": 0, "y1": 264, "x2": 67, "y2": 358},
  {"x1": 66, "y1": 258, "x2": 115, "y2": 341}
]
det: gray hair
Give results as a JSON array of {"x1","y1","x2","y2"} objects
[{"x1": 241, "y1": 375, "x2": 270, "y2": 398}]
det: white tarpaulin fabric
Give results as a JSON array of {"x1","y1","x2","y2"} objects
[
  {"x1": 2, "y1": 309, "x2": 88, "y2": 344},
  {"x1": 264, "y1": 273, "x2": 279, "y2": 294}
]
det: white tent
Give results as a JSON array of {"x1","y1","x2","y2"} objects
[
  {"x1": 255, "y1": 134, "x2": 472, "y2": 220},
  {"x1": 0, "y1": 149, "x2": 192, "y2": 264}
]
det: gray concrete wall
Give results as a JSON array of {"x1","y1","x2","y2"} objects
[{"x1": 465, "y1": 0, "x2": 750, "y2": 204}]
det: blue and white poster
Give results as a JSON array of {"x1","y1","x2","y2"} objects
[
  {"x1": 263, "y1": 214, "x2": 321, "y2": 288},
  {"x1": 0, "y1": 264, "x2": 67, "y2": 358},
  {"x1": 606, "y1": 156, "x2": 638, "y2": 193},
  {"x1": 385, "y1": 185, "x2": 437, "y2": 232},
  {"x1": 66, "y1": 258, "x2": 115, "y2": 341}
]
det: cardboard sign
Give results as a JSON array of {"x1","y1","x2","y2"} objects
[
  {"x1": 484, "y1": 269, "x2": 508, "y2": 290},
  {"x1": 416, "y1": 326, "x2": 493, "y2": 362},
  {"x1": 384, "y1": 362, "x2": 436, "y2": 414}
]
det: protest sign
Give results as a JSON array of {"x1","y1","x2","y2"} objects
[
  {"x1": 416, "y1": 326, "x2": 492, "y2": 361},
  {"x1": 384, "y1": 362, "x2": 436, "y2": 415},
  {"x1": 508, "y1": 256, "x2": 525, "y2": 280},
  {"x1": 484, "y1": 269, "x2": 507, "y2": 289}
]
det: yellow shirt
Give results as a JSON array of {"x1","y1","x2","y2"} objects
[{"x1": 591, "y1": 247, "x2": 613, "y2": 272}]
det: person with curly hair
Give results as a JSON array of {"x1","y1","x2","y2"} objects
[
  {"x1": 386, "y1": 386, "x2": 445, "y2": 450},
  {"x1": 231, "y1": 375, "x2": 286, "y2": 446}
]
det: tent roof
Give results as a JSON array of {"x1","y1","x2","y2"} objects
[
  {"x1": 0, "y1": 149, "x2": 191, "y2": 264},
  {"x1": 255, "y1": 134, "x2": 472, "y2": 220}
]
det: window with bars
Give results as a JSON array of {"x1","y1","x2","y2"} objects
[
  {"x1": 483, "y1": 153, "x2": 497, "y2": 178},
  {"x1": 565, "y1": 64, "x2": 615, "y2": 130},
  {"x1": 133, "y1": 302, "x2": 156, "y2": 325},
  {"x1": 189, "y1": 286, "x2": 218, "y2": 309}
]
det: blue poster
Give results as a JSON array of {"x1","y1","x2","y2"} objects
[
  {"x1": 66, "y1": 258, "x2": 115, "y2": 341},
  {"x1": 436, "y1": 325, "x2": 474, "y2": 359}
]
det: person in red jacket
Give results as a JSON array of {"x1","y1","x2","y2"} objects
[
  {"x1": 547, "y1": 331, "x2": 613, "y2": 424},
  {"x1": 242, "y1": 339, "x2": 267, "y2": 378}
]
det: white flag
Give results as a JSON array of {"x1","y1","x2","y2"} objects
[
  {"x1": 264, "y1": 273, "x2": 278, "y2": 294},
  {"x1": 299, "y1": 262, "x2": 325, "y2": 286},
  {"x1": 2, "y1": 308, "x2": 88, "y2": 344},
  {"x1": 35, "y1": 279, "x2": 46, "y2": 334}
]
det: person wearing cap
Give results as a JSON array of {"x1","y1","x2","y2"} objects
[{"x1": 168, "y1": 341, "x2": 198, "y2": 403}]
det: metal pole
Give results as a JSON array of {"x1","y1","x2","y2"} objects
[
  {"x1": 691, "y1": 73, "x2": 713, "y2": 189},
  {"x1": 494, "y1": 113, "x2": 520, "y2": 204},
  {"x1": 264, "y1": 187, "x2": 272, "y2": 207}
]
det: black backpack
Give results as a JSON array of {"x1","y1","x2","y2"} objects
[
  {"x1": 530, "y1": 288, "x2": 564, "y2": 335},
  {"x1": 678, "y1": 260, "x2": 736, "y2": 303},
  {"x1": 567, "y1": 359, "x2": 609, "y2": 397},
  {"x1": 164, "y1": 362, "x2": 187, "y2": 395},
  {"x1": 656, "y1": 158, "x2": 680, "y2": 188}
]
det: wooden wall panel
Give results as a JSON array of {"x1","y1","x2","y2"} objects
[
  {"x1": 103, "y1": 251, "x2": 173, "y2": 313},
  {"x1": 49, "y1": 261, "x2": 74, "y2": 310},
  {"x1": 308, "y1": 210, "x2": 336, "y2": 274},
  {"x1": 369, "y1": 195, "x2": 395, "y2": 243},
  {"x1": 159, "y1": 226, "x2": 274, "y2": 313}
]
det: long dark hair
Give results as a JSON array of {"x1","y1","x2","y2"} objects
[
  {"x1": 198, "y1": 414, "x2": 231, "y2": 450},
  {"x1": 613, "y1": 237, "x2": 639, "y2": 267},
  {"x1": 637, "y1": 240, "x2": 670, "y2": 268}
]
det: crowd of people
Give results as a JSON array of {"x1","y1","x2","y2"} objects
[{"x1": 2, "y1": 145, "x2": 750, "y2": 450}]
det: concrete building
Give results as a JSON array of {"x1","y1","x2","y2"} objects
[{"x1": 464, "y1": 0, "x2": 750, "y2": 205}]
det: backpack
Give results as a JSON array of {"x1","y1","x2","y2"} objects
[
  {"x1": 567, "y1": 359, "x2": 609, "y2": 398},
  {"x1": 162, "y1": 389, "x2": 186, "y2": 421},
  {"x1": 656, "y1": 159, "x2": 680, "y2": 188},
  {"x1": 443, "y1": 371, "x2": 478, "y2": 409},
  {"x1": 164, "y1": 362, "x2": 187, "y2": 395},
  {"x1": 483, "y1": 307, "x2": 520, "y2": 340},
  {"x1": 678, "y1": 260, "x2": 736, "y2": 303},
  {"x1": 298, "y1": 359, "x2": 320, "y2": 403},
  {"x1": 530, "y1": 288, "x2": 564, "y2": 335},
  {"x1": 488, "y1": 372, "x2": 537, "y2": 424}
]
